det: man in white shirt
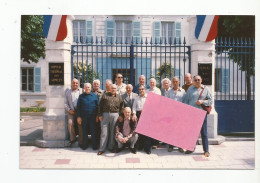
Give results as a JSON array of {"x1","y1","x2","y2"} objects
[
  {"x1": 147, "y1": 78, "x2": 161, "y2": 95},
  {"x1": 132, "y1": 85, "x2": 152, "y2": 154}
]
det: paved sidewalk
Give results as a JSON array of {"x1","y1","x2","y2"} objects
[
  {"x1": 20, "y1": 141, "x2": 254, "y2": 169},
  {"x1": 20, "y1": 114, "x2": 255, "y2": 169}
]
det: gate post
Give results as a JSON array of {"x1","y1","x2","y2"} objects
[
  {"x1": 130, "y1": 44, "x2": 134, "y2": 85},
  {"x1": 188, "y1": 16, "x2": 225, "y2": 144},
  {"x1": 35, "y1": 15, "x2": 75, "y2": 147}
]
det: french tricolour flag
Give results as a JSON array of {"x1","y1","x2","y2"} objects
[
  {"x1": 43, "y1": 15, "x2": 67, "y2": 41},
  {"x1": 195, "y1": 15, "x2": 219, "y2": 42}
]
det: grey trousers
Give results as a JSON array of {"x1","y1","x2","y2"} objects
[
  {"x1": 115, "y1": 133, "x2": 138, "y2": 148},
  {"x1": 67, "y1": 114, "x2": 76, "y2": 141},
  {"x1": 99, "y1": 112, "x2": 119, "y2": 152}
]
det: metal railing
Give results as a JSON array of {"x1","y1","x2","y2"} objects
[
  {"x1": 71, "y1": 36, "x2": 191, "y2": 89},
  {"x1": 215, "y1": 37, "x2": 255, "y2": 100}
]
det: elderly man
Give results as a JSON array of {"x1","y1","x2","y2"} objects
[
  {"x1": 92, "y1": 79, "x2": 104, "y2": 147},
  {"x1": 182, "y1": 73, "x2": 193, "y2": 92},
  {"x1": 115, "y1": 73, "x2": 126, "y2": 95},
  {"x1": 76, "y1": 83, "x2": 99, "y2": 150},
  {"x1": 121, "y1": 84, "x2": 138, "y2": 110},
  {"x1": 161, "y1": 78, "x2": 172, "y2": 97},
  {"x1": 133, "y1": 75, "x2": 150, "y2": 94},
  {"x1": 65, "y1": 78, "x2": 83, "y2": 146},
  {"x1": 166, "y1": 77, "x2": 186, "y2": 152},
  {"x1": 104, "y1": 79, "x2": 113, "y2": 93},
  {"x1": 147, "y1": 78, "x2": 161, "y2": 95},
  {"x1": 132, "y1": 85, "x2": 153, "y2": 154},
  {"x1": 115, "y1": 107, "x2": 138, "y2": 154},
  {"x1": 97, "y1": 84, "x2": 124, "y2": 155},
  {"x1": 92, "y1": 79, "x2": 104, "y2": 100},
  {"x1": 184, "y1": 75, "x2": 212, "y2": 157},
  {"x1": 147, "y1": 78, "x2": 161, "y2": 149}
]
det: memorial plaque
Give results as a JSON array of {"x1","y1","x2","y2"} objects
[
  {"x1": 49, "y1": 63, "x2": 64, "y2": 85},
  {"x1": 198, "y1": 63, "x2": 212, "y2": 85}
]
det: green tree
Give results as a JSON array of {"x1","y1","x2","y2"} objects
[
  {"x1": 21, "y1": 15, "x2": 45, "y2": 63},
  {"x1": 217, "y1": 15, "x2": 255, "y2": 100},
  {"x1": 155, "y1": 62, "x2": 173, "y2": 87}
]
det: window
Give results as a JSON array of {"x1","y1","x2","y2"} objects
[
  {"x1": 106, "y1": 20, "x2": 141, "y2": 44},
  {"x1": 73, "y1": 20, "x2": 93, "y2": 43},
  {"x1": 215, "y1": 68, "x2": 230, "y2": 93},
  {"x1": 21, "y1": 68, "x2": 34, "y2": 91},
  {"x1": 162, "y1": 22, "x2": 174, "y2": 43},
  {"x1": 116, "y1": 22, "x2": 132, "y2": 43},
  {"x1": 154, "y1": 21, "x2": 181, "y2": 44}
]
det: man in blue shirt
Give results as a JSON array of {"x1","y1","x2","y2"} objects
[
  {"x1": 77, "y1": 83, "x2": 99, "y2": 150},
  {"x1": 133, "y1": 75, "x2": 150, "y2": 94},
  {"x1": 184, "y1": 75, "x2": 212, "y2": 157}
]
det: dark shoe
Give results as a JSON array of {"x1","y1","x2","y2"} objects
[
  {"x1": 109, "y1": 149, "x2": 115, "y2": 153},
  {"x1": 185, "y1": 150, "x2": 193, "y2": 154},
  {"x1": 116, "y1": 148, "x2": 124, "y2": 153},
  {"x1": 204, "y1": 152, "x2": 210, "y2": 157},
  {"x1": 145, "y1": 150, "x2": 151, "y2": 154},
  {"x1": 97, "y1": 151, "x2": 103, "y2": 155},
  {"x1": 168, "y1": 147, "x2": 173, "y2": 152},
  {"x1": 82, "y1": 146, "x2": 88, "y2": 150},
  {"x1": 130, "y1": 148, "x2": 136, "y2": 154},
  {"x1": 178, "y1": 148, "x2": 185, "y2": 153}
]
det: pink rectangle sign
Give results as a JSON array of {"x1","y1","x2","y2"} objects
[{"x1": 135, "y1": 92, "x2": 207, "y2": 151}]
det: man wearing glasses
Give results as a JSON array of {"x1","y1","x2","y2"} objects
[
  {"x1": 132, "y1": 85, "x2": 152, "y2": 154},
  {"x1": 115, "y1": 73, "x2": 126, "y2": 95},
  {"x1": 184, "y1": 75, "x2": 212, "y2": 157}
]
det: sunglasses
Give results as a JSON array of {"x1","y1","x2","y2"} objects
[
  {"x1": 117, "y1": 76, "x2": 123, "y2": 78},
  {"x1": 194, "y1": 79, "x2": 201, "y2": 82}
]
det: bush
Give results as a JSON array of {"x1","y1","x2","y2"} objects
[{"x1": 20, "y1": 107, "x2": 46, "y2": 112}]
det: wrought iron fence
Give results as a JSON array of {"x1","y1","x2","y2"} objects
[
  {"x1": 215, "y1": 37, "x2": 255, "y2": 100},
  {"x1": 71, "y1": 36, "x2": 191, "y2": 89}
]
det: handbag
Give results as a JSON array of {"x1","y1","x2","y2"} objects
[{"x1": 198, "y1": 87, "x2": 212, "y2": 114}]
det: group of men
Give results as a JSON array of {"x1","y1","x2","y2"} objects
[{"x1": 65, "y1": 72, "x2": 212, "y2": 157}]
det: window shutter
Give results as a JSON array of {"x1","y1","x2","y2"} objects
[
  {"x1": 106, "y1": 20, "x2": 115, "y2": 44},
  {"x1": 153, "y1": 21, "x2": 161, "y2": 43},
  {"x1": 174, "y1": 22, "x2": 181, "y2": 44},
  {"x1": 221, "y1": 68, "x2": 229, "y2": 93},
  {"x1": 72, "y1": 21, "x2": 78, "y2": 42},
  {"x1": 132, "y1": 21, "x2": 141, "y2": 44},
  {"x1": 86, "y1": 20, "x2": 93, "y2": 42},
  {"x1": 34, "y1": 67, "x2": 41, "y2": 92}
]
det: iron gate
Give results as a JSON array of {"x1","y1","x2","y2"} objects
[
  {"x1": 215, "y1": 37, "x2": 255, "y2": 134},
  {"x1": 71, "y1": 37, "x2": 191, "y2": 89}
]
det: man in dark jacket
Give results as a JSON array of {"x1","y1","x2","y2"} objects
[
  {"x1": 77, "y1": 83, "x2": 99, "y2": 150},
  {"x1": 115, "y1": 107, "x2": 138, "y2": 154}
]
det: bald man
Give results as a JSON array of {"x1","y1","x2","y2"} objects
[
  {"x1": 65, "y1": 78, "x2": 83, "y2": 146},
  {"x1": 97, "y1": 84, "x2": 124, "y2": 155},
  {"x1": 121, "y1": 84, "x2": 138, "y2": 111},
  {"x1": 77, "y1": 83, "x2": 99, "y2": 150}
]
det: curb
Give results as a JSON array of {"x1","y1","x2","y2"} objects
[{"x1": 20, "y1": 112, "x2": 45, "y2": 116}]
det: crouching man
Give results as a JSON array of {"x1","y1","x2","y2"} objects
[{"x1": 115, "y1": 107, "x2": 138, "y2": 154}]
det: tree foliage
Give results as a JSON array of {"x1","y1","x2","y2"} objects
[
  {"x1": 217, "y1": 15, "x2": 255, "y2": 99},
  {"x1": 21, "y1": 15, "x2": 45, "y2": 63},
  {"x1": 73, "y1": 61, "x2": 101, "y2": 87}
]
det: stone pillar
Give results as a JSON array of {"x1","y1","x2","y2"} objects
[
  {"x1": 188, "y1": 16, "x2": 225, "y2": 144},
  {"x1": 35, "y1": 15, "x2": 75, "y2": 147}
]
